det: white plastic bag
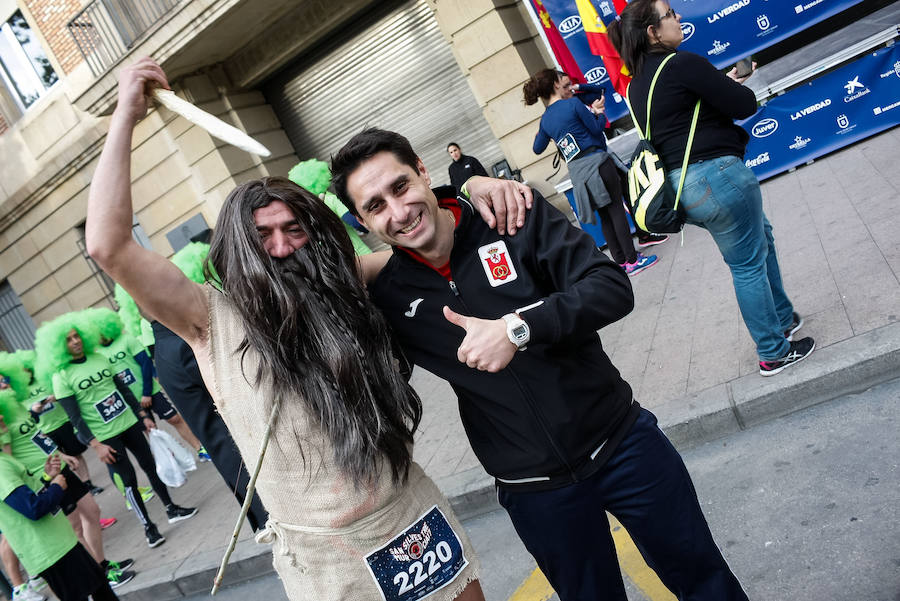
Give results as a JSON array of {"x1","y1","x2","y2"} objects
[{"x1": 148, "y1": 429, "x2": 194, "y2": 487}]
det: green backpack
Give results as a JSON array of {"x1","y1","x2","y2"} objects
[{"x1": 624, "y1": 53, "x2": 700, "y2": 234}]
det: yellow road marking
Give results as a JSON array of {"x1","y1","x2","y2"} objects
[{"x1": 507, "y1": 513, "x2": 676, "y2": 601}]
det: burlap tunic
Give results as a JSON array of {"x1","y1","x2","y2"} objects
[{"x1": 205, "y1": 287, "x2": 479, "y2": 600}]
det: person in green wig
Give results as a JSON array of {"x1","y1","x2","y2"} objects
[
  {"x1": 0, "y1": 354, "x2": 135, "y2": 590},
  {"x1": 82, "y1": 307, "x2": 209, "y2": 462},
  {"x1": 34, "y1": 311, "x2": 197, "y2": 549},
  {"x1": 288, "y1": 159, "x2": 372, "y2": 256}
]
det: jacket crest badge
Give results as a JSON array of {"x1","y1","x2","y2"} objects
[{"x1": 477, "y1": 240, "x2": 518, "y2": 287}]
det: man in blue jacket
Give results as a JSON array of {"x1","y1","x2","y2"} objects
[{"x1": 332, "y1": 128, "x2": 749, "y2": 601}]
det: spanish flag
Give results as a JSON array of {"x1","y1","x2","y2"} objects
[
  {"x1": 575, "y1": 0, "x2": 631, "y2": 97},
  {"x1": 530, "y1": 0, "x2": 585, "y2": 83}
]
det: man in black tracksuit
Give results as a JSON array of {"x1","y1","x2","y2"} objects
[{"x1": 332, "y1": 129, "x2": 748, "y2": 601}]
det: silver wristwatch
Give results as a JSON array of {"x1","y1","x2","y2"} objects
[{"x1": 502, "y1": 313, "x2": 530, "y2": 351}]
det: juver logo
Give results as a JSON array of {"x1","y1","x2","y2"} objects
[
  {"x1": 751, "y1": 118, "x2": 779, "y2": 138},
  {"x1": 680, "y1": 22, "x2": 695, "y2": 41}
]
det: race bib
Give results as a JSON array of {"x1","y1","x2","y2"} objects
[
  {"x1": 364, "y1": 506, "x2": 468, "y2": 601},
  {"x1": 31, "y1": 431, "x2": 57, "y2": 455},
  {"x1": 557, "y1": 133, "x2": 580, "y2": 163},
  {"x1": 115, "y1": 369, "x2": 136, "y2": 386},
  {"x1": 94, "y1": 392, "x2": 127, "y2": 423}
]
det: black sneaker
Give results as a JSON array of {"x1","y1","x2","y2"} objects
[
  {"x1": 145, "y1": 524, "x2": 166, "y2": 548},
  {"x1": 759, "y1": 337, "x2": 815, "y2": 376},
  {"x1": 166, "y1": 504, "x2": 198, "y2": 524},
  {"x1": 90, "y1": 485, "x2": 104, "y2": 496},
  {"x1": 106, "y1": 568, "x2": 135, "y2": 589},
  {"x1": 784, "y1": 312, "x2": 803, "y2": 341},
  {"x1": 107, "y1": 558, "x2": 134, "y2": 571},
  {"x1": 637, "y1": 234, "x2": 669, "y2": 248}
]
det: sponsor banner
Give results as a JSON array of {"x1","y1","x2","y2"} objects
[
  {"x1": 739, "y1": 44, "x2": 900, "y2": 181},
  {"x1": 526, "y1": 0, "x2": 865, "y2": 122},
  {"x1": 676, "y1": 0, "x2": 866, "y2": 69},
  {"x1": 526, "y1": 0, "x2": 631, "y2": 121}
]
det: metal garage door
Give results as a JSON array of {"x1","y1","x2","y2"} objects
[{"x1": 263, "y1": 0, "x2": 504, "y2": 188}]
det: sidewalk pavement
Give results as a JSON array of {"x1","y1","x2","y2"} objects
[{"x1": 97, "y1": 126, "x2": 900, "y2": 601}]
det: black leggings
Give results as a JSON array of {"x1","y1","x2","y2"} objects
[
  {"x1": 596, "y1": 158, "x2": 638, "y2": 265},
  {"x1": 103, "y1": 422, "x2": 172, "y2": 526}
]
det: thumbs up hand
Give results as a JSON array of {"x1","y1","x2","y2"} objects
[{"x1": 443, "y1": 306, "x2": 517, "y2": 373}]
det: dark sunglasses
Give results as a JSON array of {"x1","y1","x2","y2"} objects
[{"x1": 658, "y1": 7, "x2": 677, "y2": 21}]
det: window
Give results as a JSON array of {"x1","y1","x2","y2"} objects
[{"x1": 0, "y1": 10, "x2": 58, "y2": 119}]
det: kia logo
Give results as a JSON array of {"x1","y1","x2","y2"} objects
[
  {"x1": 585, "y1": 66, "x2": 608, "y2": 83},
  {"x1": 681, "y1": 22, "x2": 695, "y2": 41},
  {"x1": 751, "y1": 117, "x2": 779, "y2": 138},
  {"x1": 558, "y1": 15, "x2": 582, "y2": 34}
]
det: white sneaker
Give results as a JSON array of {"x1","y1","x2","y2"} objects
[
  {"x1": 12, "y1": 584, "x2": 46, "y2": 601},
  {"x1": 27, "y1": 577, "x2": 47, "y2": 591}
]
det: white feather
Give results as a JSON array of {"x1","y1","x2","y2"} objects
[{"x1": 152, "y1": 89, "x2": 271, "y2": 157}]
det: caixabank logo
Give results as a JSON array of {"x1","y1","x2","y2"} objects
[
  {"x1": 843, "y1": 76, "x2": 871, "y2": 103},
  {"x1": 751, "y1": 117, "x2": 779, "y2": 138},
  {"x1": 558, "y1": 15, "x2": 583, "y2": 38},
  {"x1": 585, "y1": 66, "x2": 608, "y2": 84}
]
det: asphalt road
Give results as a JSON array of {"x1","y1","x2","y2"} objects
[{"x1": 195, "y1": 376, "x2": 900, "y2": 601}]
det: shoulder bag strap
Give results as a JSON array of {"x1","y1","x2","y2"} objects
[
  {"x1": 673, "y1": 100, "x2": 701, "y2": 209},
  {"x1": 624, "y1": 53, "x2": 677, "y2": 141}
]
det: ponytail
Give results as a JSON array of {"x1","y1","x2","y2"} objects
[{"x1": 523, "y1": 68, "x2": 567, "y2": 105}]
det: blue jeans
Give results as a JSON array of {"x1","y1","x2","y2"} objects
[
  {"x1": 498, "y1": 409, "x2": 748, "y2": 601},
  {"x1": 669, "y1": 156, "x2": 793, "y2": 360}
]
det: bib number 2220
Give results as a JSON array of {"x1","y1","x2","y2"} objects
[{"x1": 364, "y1": 505, "x2": 468, "y2": 601}]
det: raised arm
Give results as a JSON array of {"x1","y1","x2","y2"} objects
[{"x1": 86, "y1": 57, "x2": 207, "y2": 347}]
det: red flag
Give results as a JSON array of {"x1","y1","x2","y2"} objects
[
  {"x1": 530, "y1": 0, "x2": 585, "y2": 83},
  {"x1": 613, "y1": 0, "x2": 627, "y2": 14},
  {"x1": 575, "y1": 0, "x2": 631, "y2": 97}
]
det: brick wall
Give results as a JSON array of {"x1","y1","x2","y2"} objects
[{"x1": 23, "y1": 0, "x2": 84, "y2": 75}]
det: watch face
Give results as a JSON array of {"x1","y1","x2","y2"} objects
[{"x1": 512, "y1": 325, "x2": 528, "y2": 340}]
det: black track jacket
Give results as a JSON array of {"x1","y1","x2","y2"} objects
[{"x1": 370, "y1": 186, "x2": 639, "y2": 492}]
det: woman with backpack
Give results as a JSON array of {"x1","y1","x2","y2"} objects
[
  {"x1": 609, "y1": 0, "x2": 814, "y2": 376},
  {"x1": 524, "y1": 69, "x2": 660, "y2": 276}
]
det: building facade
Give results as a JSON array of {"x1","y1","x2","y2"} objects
[{"x1": 0, "y1": 0, "x2": 562, "y2": 349}]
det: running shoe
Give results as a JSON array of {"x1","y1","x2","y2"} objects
[
  {"x1": 784, "y1": 312, "x2": 804, "y2": 341},
  {"x1": 26, "y1": 577, "x2": 46, "y2": 591},
  {"x1": 12, "y1": 584, "x2": 45, "y2": 601},
  {"x1": 89, "y1": 484, "x2": 104, "y2": 496},
  {"x1": 197, "y1": 446, "x2": 212, "y2": 462},
  {"x1": 107, "y1": 558, "x2": 134, "y2": 571},
  {"x1": 106, "y1": 568, "x2": 136, "y2": 589},
  {"x1": 166, "y1": 504, "x2": 199, "y2": 523},
  {"x1": 637, "y1": 234, "x2": 669, "y2": 248},
  {"x1": 621, "y1": 253, "x2": 658, "y2": 276},
  {"x1": 145, "y1": 524, "x2": 166, "y2": 548},
  {"x1": 759, "y1": 337, "x2": 815, "y2": 376},
  {"x1": 99, "y1": 517, "x2": 117, "y2": 529}
]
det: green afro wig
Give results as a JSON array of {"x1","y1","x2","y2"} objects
[
  {"x1": 288, "y1": 159, "x2": 332, "y2": 195},
  {"x1": 33, "y1": 311, "x2": 100, "y2": 380},
  {"x1": 171, "y1": 242, "x2": 210, "y2": 284},
  {"x1": 82, "y1": 307, "x2": 123, "y2": 342},
  {"x1": 115, "y1": 283, "x2": 143, "y2": 339},
  {"x1": 0, "y1": 387, "x2": 27, "y2": 424},
  {"x1": 12, "y1": 349, "x2": 36, "y2": 374},
  {"x1": 0, "y1": 352, "x2": 30, "y2": 402}
]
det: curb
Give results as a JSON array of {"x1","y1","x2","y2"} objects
[{"x1": 119, "y1": 321, "x2": 900, "y2": 601}]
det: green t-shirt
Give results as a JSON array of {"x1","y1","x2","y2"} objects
[
  {"x1": 24, "y1": 383, "x2": 69, "y2": 434},
  {"x1": 99, "y1": 335, "x2": 160, "y2": 400},
  {"x1": 52, "y1": 352, "x2": 138, "y2": 442},
  {"x1": 8, "y1": 412, "x2": 61, "y2": 473},
  {"x1": 0, "y1": 454, "x2": 77, "y2": 574}
]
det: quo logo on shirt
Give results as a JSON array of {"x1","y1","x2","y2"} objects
[{"x1": 78, "y1": 369, "x2": 114, "y2": 390}]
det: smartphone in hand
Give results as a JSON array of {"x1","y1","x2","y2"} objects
[{"x1": 734, "y1": 57, "x2": 753, "y2": 78}]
